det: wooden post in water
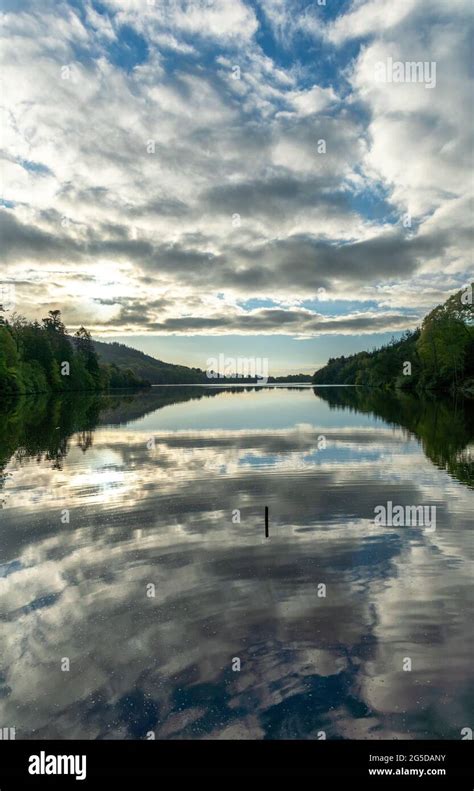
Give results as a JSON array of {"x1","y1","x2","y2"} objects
[{"x1": 265, "y1": 505, "x2": 269, "y2": 538}]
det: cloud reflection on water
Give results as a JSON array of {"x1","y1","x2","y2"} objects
[{"x1": 0, "y1": 388, "x2": 473, "y2": 740}]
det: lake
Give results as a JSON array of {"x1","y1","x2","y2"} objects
[{"x1": 0, "y1": 386, "x2": 473, "y2": 740}]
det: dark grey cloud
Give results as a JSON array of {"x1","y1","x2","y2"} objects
[
  {"x1": 1, "y1": 205, "x2": 452, "y2": 309},
  {"x1": 0, "y1": 208, "x2": 73, "y2": 261},
  {"x1": 201, "y1": 174, "x2": 350, "y2": 220},
  {"x1": 147, "y1": 307, "x2": 418, "y2": 335},
  {"x1": 57, "y1": 184, "x2": 191, "y2": 220}
]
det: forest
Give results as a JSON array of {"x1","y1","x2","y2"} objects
[
  {"x1": 0, "y1": 309, "x2": 150, "y2": 395},
  {"x1": 313, "y1": 285, "x2": 474, "y2": 393}
]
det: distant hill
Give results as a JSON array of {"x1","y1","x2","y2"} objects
[
  {"x1": 93, "y1": 340, "x2": 208, "y2": 384},
  {"x1": 93, "y1": 340, "x2": 313, "y2": 385},
  {"x1": 313, "y1": 284, "x2": 474, "y2": 393}
]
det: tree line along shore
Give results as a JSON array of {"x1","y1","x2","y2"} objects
[
  {"x1": 312, "y1": 285, "x2": 474, "y2": 395},
  {"x1": 0, "y1": 309, "x2": 149, "y2": 395},
  {"x1": 1, "y1": 284, "x2": 472, "y2": 397}
]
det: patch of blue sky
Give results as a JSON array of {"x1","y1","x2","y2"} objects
[
  {"x1": 91, "y1": 0, "x2": 108, "y2": 16},
  {"x1": 336, "y1": 170, "x2": 396, "y2": 222},
  {"x1": 64, "y1": 2, "x2": 149, "y2": 72},
  {"x1": 238, "y1": 298, "x2": 418, "y2": 319},
  {"x1": 20, "y1": 592, "x2": 61, "y2": 615},
  {"x1": 298, "y1": 298, "x2": 381, "y2": 315},
  {"x1": 318, "y1": 0, "x2": 355, "y2": 21},
  {"x1": 0, "y1": 559, "x2": 22, "y2": 579},
  {"x1": 18, "y1": 158, "x2": 52, "y2": 176},
  {"x1": 238, "y1": 453, "x2": 281, "y2": 467},
  {"x1": 106, "y1": 25, "x2": 149, "y2": 72},
  {"x1": 249, "y1": 1, "x2": 363, "y2": 93},
  {"x1": 68, "y1": 0, "x2": 113, "y2": 27},
  {"x1": 68, "y1": 0, "x2": 363, "y2": 107},
  {"x1": 0, "y1": 199, "x2": 15, "y2": 208},
  {"x1": 0, "y1": 0, "x2": 34, "y2": 11},
  {"x1": 346, "y1": 184, "x2": 399, "y2": 225},
  {"x1": 64, "y1": 0, "x2": 102, "y2": 39},
  {"x1": 299, "y1": 39, "x2": 363, "y2": 95},
  {"x1": 238, "y1": 297, "x2": 281, "y2": 310}
]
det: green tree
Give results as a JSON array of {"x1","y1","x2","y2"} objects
[
  {"x1": 74, "y1": 326, "x2": 102, "y2": 387},
  {"x1": 0, "y1": 309, "x2": 150, "y2": 395},
  {"x1": 0, "y1": 325, "x2": 21, "y2": 393}
]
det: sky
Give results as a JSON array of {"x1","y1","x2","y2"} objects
[{"x1": 0, "y1": 0, "x2": 472, "y2": 374}]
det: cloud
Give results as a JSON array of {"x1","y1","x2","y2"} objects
[
  {"x1": 326, "y1": 0, "x2": 418, "y2": 45},
  {"x1": 1, "y1": 400, "x2": 472, "y2": 737},
  {"x1": 96, "y1": 0, "x2": 260, "y2": 52},
  {"x1": 148, "y1": 307, "x2": 419, "y2": 336},
  {"x1": 0, "y1": 0, "x2": 472, "y2": 341},
  {"x1": 349, "y1": 7, "x2": 473, "y2": 217}
]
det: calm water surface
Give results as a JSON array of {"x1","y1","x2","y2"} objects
[{"x1": 0, "y1": 386, "x2": 473, "y2": 739}]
